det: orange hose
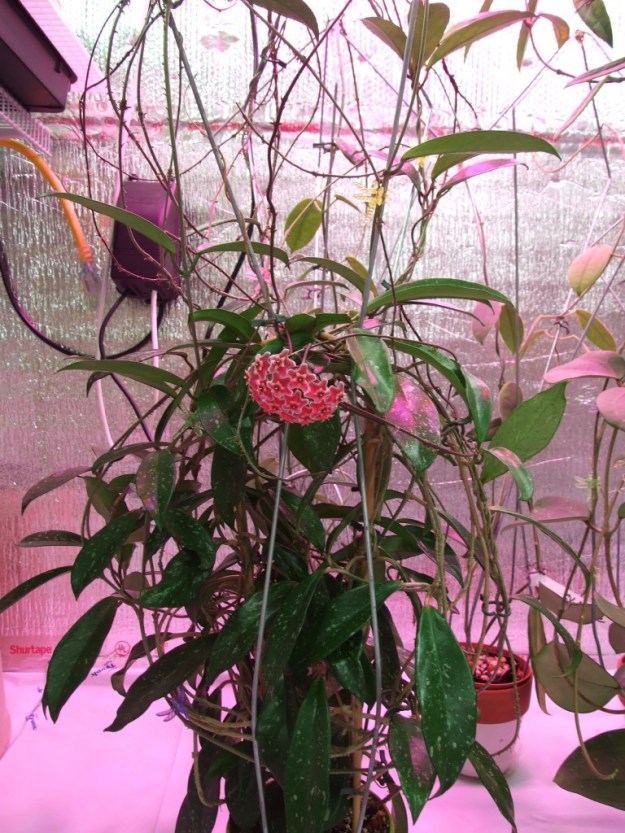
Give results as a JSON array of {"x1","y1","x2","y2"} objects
[{"x1": 0, "y1": 138, "x2": 93, "y2": 264}]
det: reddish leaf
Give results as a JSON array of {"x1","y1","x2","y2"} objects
[
  {"x1": 544, "y1": 351, "x2": 625, "y2": 384},
  {"x1": 568, "y1": 244, "x2": 612, "y2": 295},
  {"x1": 531, "y1": 496, "x2": 590, "y2": 523},
  {"x1": 596, "y1": 387, "x2": 625, "y2": 430}
]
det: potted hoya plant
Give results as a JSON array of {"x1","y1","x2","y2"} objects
[{"x1": 2, "y1": 0, "x2": 606, "y2": 830}]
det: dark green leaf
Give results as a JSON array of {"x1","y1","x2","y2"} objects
[
  {"x1": 428, "y1": 11, "x2": 536, "y2": 65},
  {"x1": 416, "y1": 606, "x2": 476, "y2": 794},
  {"x1": 46, "y1": 192, "x2": 177, "y2": 253},
  {"x1": 402, "y1": 130, "x2": 559, "y2": 162},
  {"x1": 71, "y1": 511, "x2": 143, "y2": 597},
  {"x1": 574, "y1": 0, "x2": 612, "y2": 46},
  {"x1": 226, "y1": 759, "x2": 260, "y2": 830},
  {"x1": 533, "y1": 641, "x2": 619, "y2": 712},
  {"x1": 288, "y1": 412, "x2": 341, "y2": 473},
  {"x1": 378, "y1": 603, "x2": 402, "y2": 694},
  {"x1": 138, "y1": 550, "x2": 208, "y2": 608},
  {"x1": 0, "y1": 566, "x2": 71, "y2": 615},
  {"x1": 389, "y1": 716, "x2": 434, "y2": 824},
  {"x1": 82, "y1": 476, "x2": 121, "y2": 521},
  {"x1": 263, "y1": 569, "x2": 323, "y2": 689},
  {"x1": 196, "y1": 240, "x2": 289, "y2": 266},
  {"x1": 21, "y1": 466, "x2": 89, "y2": 514},
  {"x1": 43, "y1": 597, "x2": 119, "y2": 721},
  {"x1": 481, "y1": 383, "x2": 567, "y2": 482},
  {"x1": 280, "y1": 491, "x2": 326, "y2": 552},
  {"x1": 191, "y1": 308, "x2": 258, "y2": 340},
  {"x1": 249, "y1": 0, "x2": 319, "y2": 38},
  {"x1": 212, "y1": 446, "x2": 247, "y2": 527},
  {"x1": 257, "y1": 678, "x2": 292, "y2": 785},
  {"x1": 285, "y1": 677, "x2": 330, "y2": 833},
  {"x1": 367, "y1": 278, "x2": 513, "y2": 314},
  {"x1": 136, "y1": 450, "x2": 175, "y2": 528},
  {"x1": 299, "y1": 256, "x2": 368, "y2": 295},
  {"x1": 61, "y1": 360, "x2": 184, "y2": 397},
  {"x1": 18, "y1": 530, "x2": 82, "y2": 547},
  {"x1": 555, "y1": 730, "x2": 625, "y2": 809},
  {"x1": 166, "y1": 508, "x2": 216, "y2": 570},
  {"x1": 469, "y1": 742, "x2": 517, "y2": 831},
  {"x1": 328, "y1": 633, "x2": 375, "y2": 705},
  {"x1": 348, "y1": 330, "x2": 396, "y2": 413},
  {"x1": 295, "y1": 581, "x2": 399, "y2": 665},
  {"x1": 106, "y1": 634, "x2": 214, "y2": 732},
  {"x1": 285, "y1": 198, "x2": 323, "y2": 252},
  {"x1": 175, "y1": 744, "x2": 220, "y2": 833},
  {"x1": 197, "y1": 386, "x2": 242, "y2": 454}
]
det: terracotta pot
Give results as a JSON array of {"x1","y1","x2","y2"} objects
[{"x1": 461, "y1": 643, "x2": 533, "y2": 777}]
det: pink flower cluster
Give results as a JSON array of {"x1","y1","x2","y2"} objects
[{"x1": 245, "y1": 349, "x2": 345, "y2": 425}]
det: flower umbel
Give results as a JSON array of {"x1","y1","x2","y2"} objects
[{"x1": 245, "y1": 349, "x2": 345, "y2": 425}]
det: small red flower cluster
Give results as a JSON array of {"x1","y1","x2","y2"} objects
[{"x1": 245, "y1": 349, "x2": 345, "y2": 425}]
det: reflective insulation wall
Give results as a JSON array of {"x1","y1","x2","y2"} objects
[{"x1": 1, "y1": 0, "x2": 625, "y2": 665}]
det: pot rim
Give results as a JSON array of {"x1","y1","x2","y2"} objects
[{"x1": 461, "y1": 641, "x2": 533, "y2": 691}]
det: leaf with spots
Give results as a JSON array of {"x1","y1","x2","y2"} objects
[
  {"x1": 416, "y1": 606, "x2": 477, "y2": 794},
  {"x1": 468, "y1": 742, "x2": 517, "y2": 831},
  {"x1": 136, "y1": 450, "x2": 175, "y2": 529},
  {"x1": 389, "y1": 715, "x2": 435, "y2": 823},
  {"x1": 285, "y1": 677, "x2": 330, "y2": 833}
]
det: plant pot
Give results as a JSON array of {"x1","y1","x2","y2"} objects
[
  {"x1": 227, "y1": 796, "x2": 395, "y2": 833},
  {"x1": 461, "y1": 643, "x2": 533, "y2": 778}
]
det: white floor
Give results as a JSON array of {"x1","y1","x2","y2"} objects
[{"x1": 0, "y1": 662, "x2": 623, "y2": 832}]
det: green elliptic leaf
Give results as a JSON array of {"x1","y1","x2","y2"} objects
[
  {"x1": 46, "y1": 192, "x2": 177, "y2": 253},
  {"x1": 285, "y1": 677, "x2": 330, "y2": 833},
  {"x1": 367, "y1": 278, "x2": 513, "y2": 314},
  {"x1": 165, "y1": 508, "x2": 216, "y2": 570},
  {"x1": 533, "y1": 641, "x2": 619, "y2": 713},
  {"x1": 71, "y1": 510, "x2": 143, "y2": 597},
  {"x1": 249, "y1": 0, "x2": 319, "y2": 38},
  {"x1": 212, "y1": 445, "x2": 247, "y2": 528},
  {"x1": 386, "y1": 377, "x2": 440, "y2": 476},
  {"x1": 481, "y1": 382, "x2": 567, "y2": 483},
  {"x1": 288, "y1": 412, "x2": 341, "y2": 474},
  {"x1": 0, "y1": 566, "x2": 71, "y2": 615},
  {"x1": 555, "y1": 730, "x2": 625, "y2": 809},
  {"x1": 295, "y1": 581, "x2": 399, "y2": 666},
  {"x1": 348, "y1": 330, "x2": 396, "y2": 413},
  {"x1": 596, "y1": 388, "x2": 625, "y2": 431},
  {"x1": 574, "y1": 0, "x2": 613, "y2": 46},
  {"x1": 206, "y1": 585, "x2": 291, "y2": 683},
  {"x1": 191, "y1": 308, "x2": 258, "y2": 341},
  {"x1": 568, "y1": 56, "x2": 625, "y2": 87},
  {"x1": 402, "y1": 129, "x2": 559, "y2": 163},
  {"x1": 568, "y1": 244, "x2": 612, "y2": 296},
  {"x1": 363, "y1": 5, "x2": 449, "y2": 78},
  {"x1": 280, "y1": 491, "x2": 326, "y2": 552},
  {"x1": 18, "y1": 530, "x2": 83, "y2": 547},
  {"x1": 498, "y1": 302, "x2": 525, "y2": 354},
  {"x1": 285, "y1": 198, "x2": 323, "y2": 252},
  {"x1": 389, "y1": 716, "x2": 435, "y2": 824},
  {"x1": 136, "y1": 450, "x2": 175, "y2": 529},
  {"x1": 43, "y1": 597, "x2": 119, "y2": 721},
  {"x1": 595, "y1": 592, "x2": 625, "y2": 629},
  {"x1": 21, "y1": 466, "x2": 90, "y2": 514},
  {"x1": 175, "y1": 743, "x2": 220, "y2": 833},
  {"x1": 574, "y1": 310, "x2": 617, "y2": 352},
  {"x1": 428, "y1": 10, "x2": 536, "y2": 65},
  {"x1": 416, "y1": 606, "x2": 477, "y2": 795},
  {"x1": 263, "y1": 569, "x2": 323, "y2": 689},
  {"x1": 61, "y1": 359, "x2": 184, "y2": 397},
  {"x1": 328, "y1": 633, "x2": 376, "y2": 705},
  {"x1": 257, "y1": 679, "x2": 292, "y2": 785},
  {"x1": 137, "y1": 550, "x2": 208, "y2": 608},
  {"x1": 544, "y1": 351, "x2": 625, "y2": 384},
  {"x1": 362, "y1": 16, "x2": 406, "y2": 62},
  {"x1": 106, "y1": 634, "x2": 214, "y2": 732},
  {"x1": 485, "y1": 448, "x2": 533, "y2": 501},
  {"x1": 300, "y1": 256, "x2": 369, "y2": 295},
  {"x1": 225, "y1": 760, "x2": 260, "y2": 830},
  {"x1": 468, "y1": 742, "x2": 517, "y2": 831},
  {"x1": 197, "y1": 386, "x2": 241, "y2": 454},
  {"x1": 196, "y1": 240, "x2": 289, "y2": 266},
  {"x1": 462, "y1": 370, "x2": 492, "y2": 443}
]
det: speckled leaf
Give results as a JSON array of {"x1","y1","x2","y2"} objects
[
  {"x1": 328, "y1": 633, "x2": 375, "y2": 705},
  {"x1": 568, "y1": 244, "x2": 612, "y2": 295},
  {"x1": 71, "y1": 510, "x2": 143, "y2": 597},
  {"x1": 481, "y1": 383, "x2": 567, "y2": 483},
  {"x1": 544, "y1": 351, "x2": 625, "y2": 384},
  {"x1": 197, "y1": 386, "x2": 240, "y2": 453},
  {"x1": 136, "y1": 450, "x2": 175, "y2": 528},
  {"x1": 285, "y1": 198, "x2": 323, "y2": 252},
  {"x1": 469, "y1": 742, "x2": 517, "y2": 831},
  {"x1": 281, "y1": 491, "x2": 325, "y2": 552},
  {"x1": 263, "y1": 569, "x2": 323, "y2": 689},
  {"x1": 533, "y1": 641, "x2": 619, "y2": 712},
  {"x1": 165, "y1": 509, "x2": 215, "y2": 570},
  {"x1": 387, "y1": 377, "x2": 439, "y2": 475},
  {"x1": 574, "y1": 310, "x2": 617, "y2": 351},
  {"x1": 416, "y1": 606, "x2": 477, "y2": 794},
  {"x1": 555, "y1": 730, "x2": 625, "y2": 808},
  {"x1": 295, "y1": 581, "x2": 399, "y2": 666},
  {"x1": 389, "y1": 716, "x2": 434, "y2": 823},
  {"x1": 574, "y1": 0, "x2": 612, "y2": 46},
  {"x1": 175, "y1": 743, "x2": 220, "y2": 833},
  {"x1": 0, "y1": 566, "x2": 71, "y2": 615},
  {"x1": 18, "y1": 530, "x2": 82, "y2": 547},
  {"x1": 212, "y1": 445, "x2": 247, "y2": 527},
  {"x1": 285, "y1": 677, "x2": 330, "y2": 833},
  {"x1": 596, "y1": 388, "x2": 625, "y2": 431},
  {"x1": 486, "y1": 448, "x2": 533, "y2": 500},
  {"x1": 288, "y1": 413, "x2": 341, "y2": 473},
  {"x1": 257, "y1": 679, "x2": 292, "y2": 785},
  {"x1": 106, "y1": 634, "x2": 214, "y2": 732},
  {"x1": 138, "y1": 550, "x2": 208, "y2": 608},
  {"x1": 21, "y1": 466, "x2": 90, "y2": 513},
  {"x1": 43, "y1": 597, "x2": 119, "y2": 721},
  {"x1": 348, "y1": 330, "x2": 396, "y2": 413}
]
